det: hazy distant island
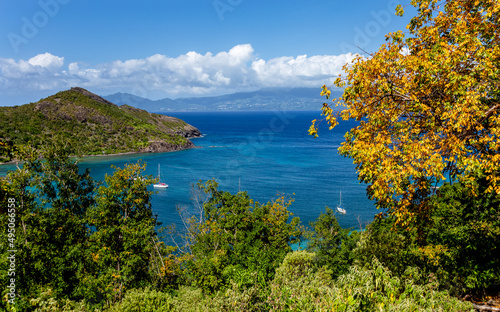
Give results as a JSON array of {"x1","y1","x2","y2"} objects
[
  {"x1": 0, "y1": 87, "x2": 201, "y2": 162},
  {"x1": 104, "y1": 87, "x2": 344, "y2": 112}
]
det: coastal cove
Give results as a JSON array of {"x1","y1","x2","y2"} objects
[
  {"x1": 0, "y1": 111, "x2": 376, "y2": 230},
  {"x1": 101, "y1": 111, "x2": 374, "y2": 231}
]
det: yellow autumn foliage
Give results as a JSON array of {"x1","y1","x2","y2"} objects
[{"x1": 312, "y1": 0, "x2": 500, "y2": 230}]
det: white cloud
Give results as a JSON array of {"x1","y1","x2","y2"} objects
[
  {"x1": 0, "y1": 45, "x2": 355, "y2": 100},
  {"x1": 0, "y1": 52, "x2": 66, "y2": 91},
  {"x1": 251, "y1": 53, "x2": 354, "y2": 86},
  {"x1": 28, "y1": 52, "x2": 64, "y2": 71},
  {"x1": 68, "y1": 62, "x2": 79, "y2": 73}
]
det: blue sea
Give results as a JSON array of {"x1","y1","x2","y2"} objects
[{"x1": 1, "y1": 111, "x2": 377, "y2": 231}]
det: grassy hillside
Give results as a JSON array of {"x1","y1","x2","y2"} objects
[{"x1": 0, "y1": 87, "x2": 200, "y2": 159}]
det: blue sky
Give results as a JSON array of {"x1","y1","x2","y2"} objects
[{"x1": 0, "y1": 0, "x2": 416, "y2": 105}]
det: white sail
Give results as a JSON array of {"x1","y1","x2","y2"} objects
[
  {"x1": 336, "y1": 191, "x2": 346, "y2": 214},
  {"x1": 153, "y1": 164, "x2": 168, "y2": 188}
]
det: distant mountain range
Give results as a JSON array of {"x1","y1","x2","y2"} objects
[{"x1": 103, "y1": 88, "x2": 343, "y2": 112}]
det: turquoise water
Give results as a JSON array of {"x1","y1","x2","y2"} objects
[{"x1": 1, "y1": 111, "x2": 377, "y2": 230}]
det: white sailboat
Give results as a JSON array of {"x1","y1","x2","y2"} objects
[
  {"x1": 337, "y1": 191, "x2": 346, "y2": 214},
  {"x1": 153, "y1": 164, "x2": 168, "y2": 189}
]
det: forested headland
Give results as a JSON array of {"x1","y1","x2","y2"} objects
[{"x1": 0, "y1": 87, "x2": 201, "y2": 162}]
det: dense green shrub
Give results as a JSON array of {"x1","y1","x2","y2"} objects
[
  {"x1": 354, "y1": 176, "x2": 500, "y2": 297},
  {"x1": 267, "y1": 251, "x2": 474, "y2": 312},
  {"x1": 306, "y1": 207, "x2": 360, "y2": 278},
  {"x1": 353, "y1": 216, "x2": 422, "y2": 279},
  {"x1": 267, "y1": 250, "x2": 334, "y2": 311},
  {"x1": 107, "y1": 288, "x2": 173, "y2": 312},
  {"x1": 28, "y1": 288, "x2": 91, "y2": 312},
  {"x1": 169, "y1": 284, "x2": 268, "y2": 312},
  {"x1": 185, "y1": 180, "x2": 301, "y2": 292},
  {"x1": 422, "y1": 179, "x2": 500, "y2": 294}
]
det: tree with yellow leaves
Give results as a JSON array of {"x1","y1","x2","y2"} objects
[{"x1": 311, "y1": 0, "x2": 500, "y2": 232}]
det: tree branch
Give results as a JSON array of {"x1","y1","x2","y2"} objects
[{"x1": 472, "y1": 303, "x2": 500, "y2": 312}]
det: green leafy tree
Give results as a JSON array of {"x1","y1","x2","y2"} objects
[
  {"x1": 186, "y1": 179, "x2": 301, "y2": 292},
  {"x1": 0, "y1": 147, "x2": 172, "y2": 310},
  {"x1": 353, "y1": 216, "x2": 422, "y2": 280},
  {"x1": 0, "y1": 146, "x2": 96, "y2": 310},
  {"x1": 306, "y1": 207, "x2": 360, "y2": 278},
  {"x1": 82, "y1": 162, "x2": 161, "y2": 306},
  {"x1": 106, "y1": 288, "x2": 174, "y2": 312},
  {"x1": 421, "y1": 176, "x2": 500, "y2": 294}
]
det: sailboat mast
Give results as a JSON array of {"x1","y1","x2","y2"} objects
[{"x1": 153, "y1": 163, "x2": 168, "y2": 188}]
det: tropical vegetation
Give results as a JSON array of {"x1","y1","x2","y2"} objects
[
  {"x1": 308, "y1": 0, "x2": 500, "y2": 308},
  {"x1": 0, "y1": 146, "x2": 476, "y2": 311},
  {"x1": 1, "y1": 0, "x2": 499, "y2": 310}
]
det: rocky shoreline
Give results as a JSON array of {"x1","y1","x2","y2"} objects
[
  {"x1": 175, "y1": 125, "x2": 202, "y2": 139},
  {"x1": 137, "y1": 138, "x2": 199, "y2": 154}
]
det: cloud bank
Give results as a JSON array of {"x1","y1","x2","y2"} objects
[{"x1": 0, "y1": 44, "x2": 355, "y2": 100}]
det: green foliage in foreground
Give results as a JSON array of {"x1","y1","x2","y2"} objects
[
  {"x1": 422, "y1": 178, "x2": 500, "y2": 294},
  {"x1": 267, "y1": 251, "x2": 472, "y2": 312},
  {"x1": 353, "y1": 176, "x2": 500, "y2": 297},
  {"x1": 25, "y1": 253, "x2": 473, "y2": 312},
  {"x1": 0, "y1": 147, "x2": 168, "y2": 311},
  {"x1": 0, "y1": 147, "x2": 488, "y2": 311},
  {"x1": 185, "y1": 180, "x2": 301, "y2": 292},
  {"x1": 305, "y1": 207, "x2": 360, "y2": 278}
]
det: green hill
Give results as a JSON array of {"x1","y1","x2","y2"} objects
[{"x1": 0, "y1": 87, "x2": 201, "y2": 160}]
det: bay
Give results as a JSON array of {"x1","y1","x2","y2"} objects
[{"x1": 1, "y1": 111, "x2": 377, "y2": 231}]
